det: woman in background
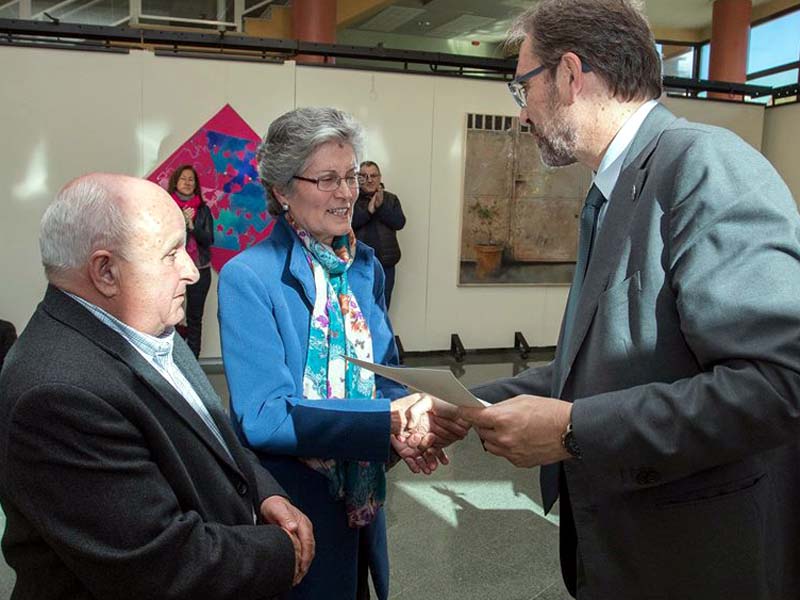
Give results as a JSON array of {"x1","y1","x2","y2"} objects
[
  {"x1": 167, "y1": 165, "x2": 214, "y2": 357},
  {"x1": 218, "y1": 107, "x2": 468, "y2": 600}
]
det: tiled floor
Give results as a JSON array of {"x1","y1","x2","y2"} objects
[
  {"x1": 381, "y1": 357, "x2": 569, "y2": 600},
  {"x1": 0, "y1": 352, "x2": 572, "y2": 600}
]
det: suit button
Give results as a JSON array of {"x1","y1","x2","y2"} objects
[
  {"x1": 237, "y1": 482, "x2": 248, "y2": 496},
  {"x1": 635, "y1": 468, "x2": 660, "y2": 486}
]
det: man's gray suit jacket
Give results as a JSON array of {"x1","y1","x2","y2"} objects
[{"x1": 473, "y1": 104, "x2": 800, "y2": 600}]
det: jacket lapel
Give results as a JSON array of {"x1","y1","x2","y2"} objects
[
  {"x1": 275, "y1": 217, "x2": 317, "y2": 308},
  {"x1": 43, "y1": 286, "x2": 240, "y2": 472},
  {"x1": 279, "y1": 216, "x2": 377, "y2": 316},
  {"x1": 555, "y1": 104, "x2": 677, "y2": 397},
  {"x1": 347, "y1": 242, "x2": 376, "y2": 318}
]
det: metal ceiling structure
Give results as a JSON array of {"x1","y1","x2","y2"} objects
[
  {"x1": 0, "y1": 15, "x2": 782, "y2": 101},
  {"x1": 0, "y1": 0, "x2": 795, "y2": 102}
]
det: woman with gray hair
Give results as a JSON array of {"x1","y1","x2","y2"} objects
[{"x1": 218, "y1": 107, "x2": 468, "y2": 600}]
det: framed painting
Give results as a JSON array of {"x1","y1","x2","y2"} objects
[{"x1": 458, "y1": 113, "x2": 591, "y2": 285}]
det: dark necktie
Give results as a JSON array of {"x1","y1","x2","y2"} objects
[{"x1": 553, "y1": 184, "x2": 607, "y2": 391}]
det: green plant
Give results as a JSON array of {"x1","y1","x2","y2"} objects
[{"x1": 468, "y1": 201, "x2": 501, "y2": 244}]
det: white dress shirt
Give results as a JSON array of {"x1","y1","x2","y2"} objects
[{"x1": 593, "y1": 99, "x2": 658, "y2": 231}]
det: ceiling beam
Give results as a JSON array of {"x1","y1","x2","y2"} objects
[
  {"x1": 652, "y1": 25, "x2": 707, "y2": 43},
  {"x1": 752, "y1": 0, "x2": 800, "y2": 22},
  {"x1": 244, "y1": 0, "x2": 399, "y2": 40},
  {"x1": 337, "y1": 0, "x2": 397, "y2": 28}
]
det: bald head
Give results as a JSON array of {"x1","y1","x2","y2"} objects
[
  {"x1": 39, "y1": 173, "x2": 179, "y2": 283},
  {"x1": 40, "y1": 173, "x2": 199, "y2": 335}
]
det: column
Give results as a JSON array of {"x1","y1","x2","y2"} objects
[
  {"x1": 293, "y1": 0, "x2": 337, "y2": 64},
  {"x1": 708, "y1": 0, "x2": 752, "y2": 99}
]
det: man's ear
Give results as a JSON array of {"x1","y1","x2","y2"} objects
[
  {"x1": 87, "y1": 250, "x2": 120, "y2": 298},
  {"x1": 558, "y1": 52, "x2": 586, "y2": 104}
]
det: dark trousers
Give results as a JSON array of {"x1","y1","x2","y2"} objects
[
  {"x1": 185, "y1": 266, "x2": 211, "y2": 357},
  {"x1": 383, "y1": 266, "x2": 395, "y2": 310},
  {"x1": 356, "y1": 529, "x2": 371, "y2": 600}
]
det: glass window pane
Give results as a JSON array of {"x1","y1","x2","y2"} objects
[
  {"x1": 142, "y1": 0, "x2": 232, "y2": 23},
  {"x1": 748, "y1": 68, "x2": 799, "y2": 88},
  {"x1": 662, "y1": 46, "x2": 696, "y2": 78},
  {"x1": 746, "y1": 69, "x2": 798, "y2": 105},
  {"x1": 748, "y1": 10, "x2": 800, "y2": 74},
  {"x1": 699, "y1": 43, "x2": 711, "y2": 79}
]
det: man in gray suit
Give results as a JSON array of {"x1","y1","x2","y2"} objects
[{"x1": 460, "y1": 1, "x2": 800, "y2": 598}]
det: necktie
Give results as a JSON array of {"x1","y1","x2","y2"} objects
[{"x1": 553, "y1": 184, "x2": 607, "y2": 392}]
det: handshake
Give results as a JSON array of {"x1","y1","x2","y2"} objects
[{"x1": 388, "y1": 393, "x2": 471, "y2": 475}]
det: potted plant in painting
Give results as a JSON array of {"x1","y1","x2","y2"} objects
[{"x1": 469, "y1": 201, "x2": 504, "y2": 279}]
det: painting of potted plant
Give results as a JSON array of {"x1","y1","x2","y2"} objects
[{"x1": 468, "y1": 200, "x2": 504, "y2": 278}]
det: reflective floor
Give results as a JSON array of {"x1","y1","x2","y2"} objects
[
  {"x1": 380, "y1": 355, "x2": 570, "y2": 600},
  {"x1": 0, "y1": 351, "x2": 571, "y2": 600}
]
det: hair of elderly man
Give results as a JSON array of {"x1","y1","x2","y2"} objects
[
  {"x1": 359, "y1": 160, "x2": 381, "y2": 174},
  {"x1": 509, "y1": 0, "x2": 662, "y2": 103},
  {"x1": 39, "y1": 176, "x2": 133, "y2": 282},
  {"x1": 257, "y1": 107, "x2": 365, "y2": 216}
]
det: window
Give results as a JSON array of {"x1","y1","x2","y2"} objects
[
  {"x1": 661, "y1": 44, "x2": 696, "y2": 79},
  {"x1": 748, "y1": 11, "x2": 800, "y2": 74},
  {"x1": 699, "y1": 42, "x2": 710, "y2": 80}
]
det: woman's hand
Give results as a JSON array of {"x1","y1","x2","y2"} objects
[
  {"x1": 390, "y1": 394, "x2": 471, "y2": 450},
  {"x1": 390, "y1": 435, "x2": 449, "y2": 475},
  {"x1": 389, "y1": 393, "x2": 424, "y2": 435},
  {"x1": 182, "y1": 207, "x2": 196, "y2": 230}
]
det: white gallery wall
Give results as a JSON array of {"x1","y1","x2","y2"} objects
[
  {"x1": 763, "y1": 102, "x2": 800, "y2": 201},
  {"x1": 0, "y1": 44, "x2": 788, "y2": 358}
]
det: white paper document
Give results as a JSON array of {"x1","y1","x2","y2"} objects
[{"x1": 345, "y1": 356, "x2": 489, "y2": 408}]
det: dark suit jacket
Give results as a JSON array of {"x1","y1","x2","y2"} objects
[
  {"x1": 473, "y1": 105, "x2": 800, "y2": 599},
  {"x1": 352, "y1": 190, "x2": 405, "y2": 268},
  {"x1": 0, "y1": 286, "x2": 296, "y2": 600}
]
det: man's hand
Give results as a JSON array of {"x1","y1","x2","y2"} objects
[
  {"x1": 367, "y1": 188, "x2": 384, "y2": 214},
  {"x1": 458, "y1": 395, "x2": 573, "y2": 468},
  {"x1": 260, "y1": 496, "x2": 315, "y2": 585}
]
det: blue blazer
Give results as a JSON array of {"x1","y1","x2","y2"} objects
[{"x1": 218, "y1": 216, "x2": 406, "y2": 600}]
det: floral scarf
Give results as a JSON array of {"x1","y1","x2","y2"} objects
[{"x1": 288, "y1": 215, "x2": 385, "y2": 528}]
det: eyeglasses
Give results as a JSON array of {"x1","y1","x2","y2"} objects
[
  {"x1": 507, "y1": 61, "x2": 592, "y2": 108},
  {"x1": 292, "y1": 173, "x2": 359, "y2": 192},
  {"x1": 357, "y1": 173, "x2": 381, "y2": 183}
]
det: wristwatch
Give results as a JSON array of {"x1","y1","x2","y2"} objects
[{"x1": 561, "y1": 421, "x2": 582, "y2": 460}]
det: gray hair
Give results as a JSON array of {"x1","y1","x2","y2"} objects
[
  {"x1": 256, "y1": 107, "x2": 365, "y2": 216},
  {"x1": 509, "y1": 0, "x2": 662, "y2": 102},
  {"x1": 39, "y1": 177, "x2": 132, "y2": 281}
]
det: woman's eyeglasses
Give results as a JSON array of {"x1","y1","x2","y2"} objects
[{"x1": 292, "y1": 174, "x2": 359, "y2": 192}]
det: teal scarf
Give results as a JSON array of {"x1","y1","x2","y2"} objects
[{"x1": 288, "y1": 216, "x2": 385, "y2": 528}]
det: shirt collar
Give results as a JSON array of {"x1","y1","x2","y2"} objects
[
  {"x1": 592, "y1": 99, "x2": 658, "y2": 200},
  {"x1": 64, "y1": 291, "x2": 175, "y2": 366}
]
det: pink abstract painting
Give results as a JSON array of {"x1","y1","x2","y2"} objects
[{"x1": 148, "y1": 104, "x2": 274, "y2": 272}]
